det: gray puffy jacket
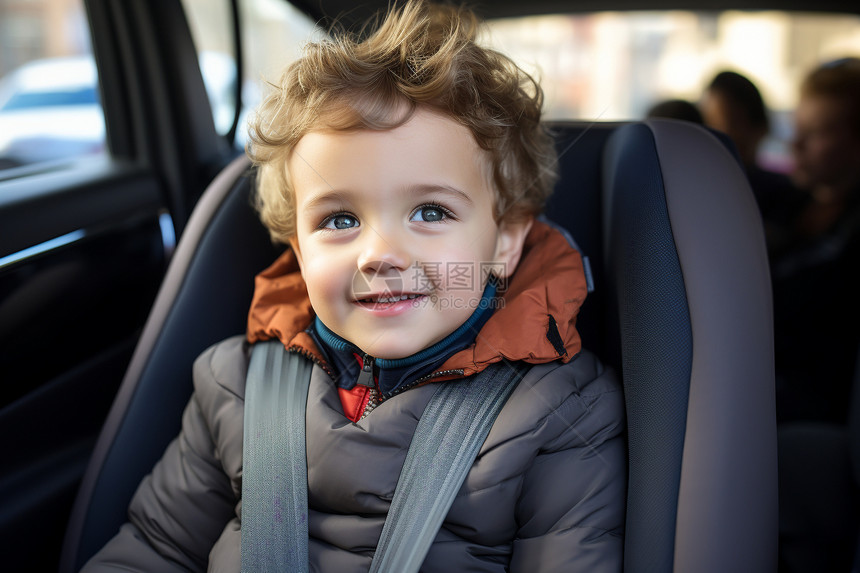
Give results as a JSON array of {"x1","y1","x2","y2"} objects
[{"x1": 83, "y1": 336, "x2": 625, "y2": 572}]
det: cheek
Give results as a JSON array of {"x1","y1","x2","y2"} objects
[
  {"x1": 303, "y1": 274, "x2": 338, "y2": 315},
  {"x1": 301, "y1": 250, "x2": 351, "y2": 306},
  {"x1": 426, "y1": 241, "x2": 498, "y2": 293}
]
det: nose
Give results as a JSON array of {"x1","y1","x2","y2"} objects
[{"x1": 356, "y1": 226, "x2": 411, "y2": 275}]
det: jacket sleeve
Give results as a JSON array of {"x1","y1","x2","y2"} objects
[
  {"x1": 81, "y1": 342, "x2": 241, "y2": 572},
  {"x1": 510, "y1": 358, "x2": 626, "y2": 573}
]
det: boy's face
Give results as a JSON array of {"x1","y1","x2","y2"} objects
[{"x1": 289, "y1": 108, "x2": 531, "y2": 359}]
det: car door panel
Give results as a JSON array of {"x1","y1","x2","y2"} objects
[
  {"x1": 0, "y1": 162, "x2": 167, "y2": 571},
  {"x1": 0, "y1": 0, "x2": 232, "y2": 567}
]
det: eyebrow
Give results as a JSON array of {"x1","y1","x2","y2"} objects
[
  {"x1": 406, "y1": 183, "x2": 475, "y2": 206},
  {"x1": 301, "y1": 190, "x2": 356, "y2": 213}
]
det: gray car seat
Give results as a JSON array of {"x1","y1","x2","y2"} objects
[{"x1": 60, "y1": 119, "x2": 777, "y2": 572}]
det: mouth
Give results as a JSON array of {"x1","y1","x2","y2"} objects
[{"x1": 354, "y1": 293, "x2": 425, "y2": 304}]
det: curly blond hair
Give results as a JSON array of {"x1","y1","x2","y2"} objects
[{"x1": 247, "y1": 0, "x2": 557, "y2": 243}]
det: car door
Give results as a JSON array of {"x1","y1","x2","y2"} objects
[{"x1": 0, "y1": 0, "x2": 235, "y2": 570}]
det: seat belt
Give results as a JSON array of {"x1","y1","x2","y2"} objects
[
  {"x1": 368, "y1": 357, "x2": 524, "y2": 572},
  {"x1": 242, "y1": 340, "x2": 524, "y2": 573},
  {"x1": 241, "y1": 340, "x2": 313, "y2": 573}
]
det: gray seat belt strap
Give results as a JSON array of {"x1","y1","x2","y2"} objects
[
  {"x1": 368, "y1": 360, "x2": 525, "y2": 573},
  {"x1": 241, "y1": 340, "x2": 313, "y2": 573}
]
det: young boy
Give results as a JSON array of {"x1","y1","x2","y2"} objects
[{"x1": 83, "y1": 2, "x2": 625, "y2": 571}]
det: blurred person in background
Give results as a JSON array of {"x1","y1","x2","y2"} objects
[
  {"x1": 771, "y1": 57, "x2": 860, "y2": 425},
  {"x1": 775, "y1": 58, "x2": 860, "y2": 573},
  {"x1": 646, "y1": 98, "x2": 703, "y2": 124},
  {"x1": 702, "y1": 71, "x2": 802, "y2": 250},
  {"x1": 789, "y1": 58, "x2": 860, "y2": 250}
]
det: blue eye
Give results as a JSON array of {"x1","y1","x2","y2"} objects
[
  {"x1": 410, "y1": 205, "x2": 449, "y2": 222},
  {"x1": 323, "y1": 214, "x2": 359, "y2": 230}
]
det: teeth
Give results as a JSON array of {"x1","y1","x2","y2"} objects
[{"x1": 366, "y1": 294, "x2": 420, "y2": 303}]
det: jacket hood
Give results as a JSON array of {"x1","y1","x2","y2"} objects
[{"x1": 247, "y1": 220, "x2": 588, "y2": 377}]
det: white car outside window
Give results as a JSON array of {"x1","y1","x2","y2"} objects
[{"x1": 0, "y1": 56, "x2": 106, "y2": 170}]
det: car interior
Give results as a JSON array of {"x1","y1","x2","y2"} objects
[{"x1": 0, "y1": 0, "x2": 856, "y2": 571}]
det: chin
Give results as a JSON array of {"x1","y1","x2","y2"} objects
[{"x1": 359, "y1": 338, "x2": 429, "y2": 360}]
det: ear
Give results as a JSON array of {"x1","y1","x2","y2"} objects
[
  {"x1": 289, "y1": 237, "x2": 304, "y2": 272},
  {"x1": 492, "y1": 218, "x2": 533, "y2": 279}
]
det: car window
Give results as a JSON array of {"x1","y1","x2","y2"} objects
[
  {"x1": 182, "y1": 0, "x2": 322, "y2": 147},
  {"x1": 483, "y1": 11, "x2": 860, "y2": 171},
  {"x1": 0, "y1": 0, "x2": 105, "y2": 172}
]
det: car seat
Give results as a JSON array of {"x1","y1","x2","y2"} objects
[
  {"x1": 776, "y1": 343, "x2": 860, "y2": 571},
  {"x1": 60, "y1": 118, "x2": 777, "y2": 572}
]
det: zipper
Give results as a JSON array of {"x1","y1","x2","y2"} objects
[
  {"x1": 353, "y1": 366, "x2": 466, "y2": 420},
  {"x1": 381, "y1": 368, "x2": 466, "y2": 401},
  {"x1": 286, "y1": 344, "x2": 334, "y2": 378},
  {"x1": 288, "y1": 343, "x2": 471, "y2": 400},
  {"x1": 286, "y1": 343, "x2": 464, "y2": 419},
  {"x1": 355, "y1": 354, "x2": 376, "y2": 387},
  {"x1": 413, "y1": 368, "x2": 464, "y2": 385}
]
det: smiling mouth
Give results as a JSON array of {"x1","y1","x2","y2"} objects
[{"x1": 355, "y1": 293, "x2": 425, "y2": 304}]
